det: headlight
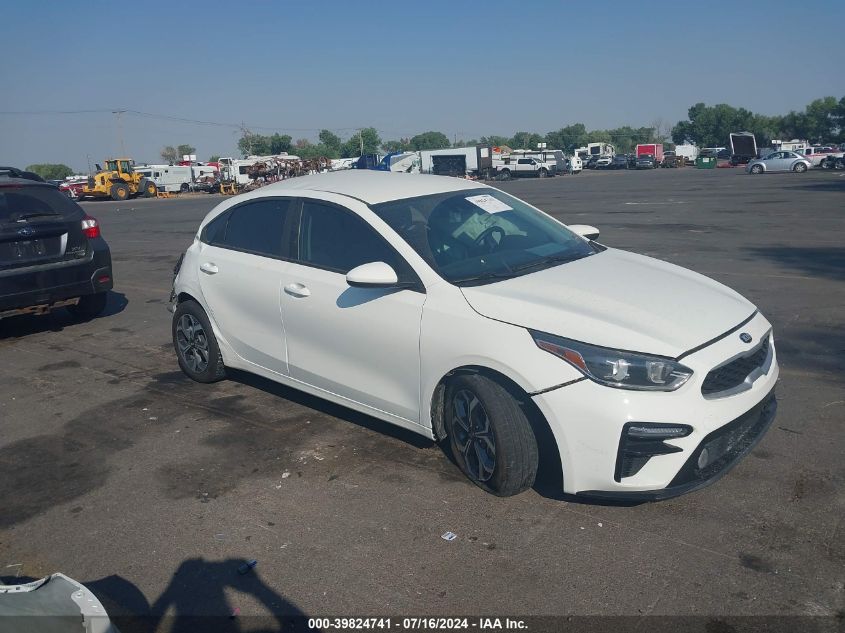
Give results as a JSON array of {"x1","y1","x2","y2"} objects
[{"x1": 530, "y1": 330, "x2": 693, "y2": 391}]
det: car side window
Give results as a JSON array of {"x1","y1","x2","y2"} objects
[
  {"x1": 297, "y1": 199, "x2": 400, "y2": 274},
  {"x1": 202, "y1": 199, "x2": 290, "y2": 258}
]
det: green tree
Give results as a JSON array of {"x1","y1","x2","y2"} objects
[
  {"x1": 176, "y1": 144, "x2": 196, "y2": 159},
  {"x1": 318, "y1": 129, "x2": 342, "y2": 155},
  {"x1": 237, "y1": 133, "x2": 269, "y2": 156},
  {"x1": 25, "y1": 163, "x2": 74, "y2": 180},
  {"x1": 480, "y1": 135, "x2": 511, "y2": 148},
  {"x1": 160, "y1": 146, "x2": 178, "y2": 162},
  {"x1": 269, "y1": 133, "x2": 293, "y2": 155},
  {"x1": 208, "y1": 155, "x2": 220, "y2": 162},
  {"x1": 382, "y1": 139, "x2": 410, "y2": 153},
  {"x1": 509, "y1": 131, "x2": 544, "y2": 149},
  {"x1": 341, "y1": 128, "x2": 381, "y2": 157},
  {"x1": 544, "y1": 124, "x2": 588, "y2": 152},
  {"x1": 408, "y1": 131, "x2": 450, "y2": 151}
]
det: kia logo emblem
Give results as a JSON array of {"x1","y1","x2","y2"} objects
[
  {"x1": 17, "y1": 227, "x2": 34, "y2": 237},
  {"x1": 739, "y1": 333, "x2": 753, "y2": 344}
]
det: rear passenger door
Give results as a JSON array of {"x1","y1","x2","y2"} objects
[
  {"x1": 280, "y1": 196, "x2": 426, "y2": 423},
  {"x1": 196, "y1": 197, "x2": 294, "y2": 375}
]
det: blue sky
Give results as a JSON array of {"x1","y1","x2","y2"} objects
[{"x1": 1, "y1": 1, "x2": 842, "y2": 169}]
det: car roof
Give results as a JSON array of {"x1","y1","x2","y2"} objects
[
  {"x1": 258, "y1": 170, "x2": 488, "y2": 205},
  {"x1": 0, "y1": 176, "x2": 52, "y2": 188}
]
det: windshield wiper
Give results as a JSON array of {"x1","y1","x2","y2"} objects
[
  {"x1": 510, "y1": 253, "x2": 583, "y2": 273},
  {"x1": 452, "y1": 270, "x2": 515, "y2": 285},
  {"x1": 13, "y1": 211, "x2": 63, "y2": 221}
]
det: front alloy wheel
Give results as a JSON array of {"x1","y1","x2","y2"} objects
[
  {"x1": 451, "y1": 389, "x2": 496, "y2": 482},
  {"x1": 446, "y1": 374, "x2": 538, "y2": 496}
]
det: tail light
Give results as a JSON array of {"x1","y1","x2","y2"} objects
[{"x1": 81, "y1": 215, "x2": 100, "y2": 239}]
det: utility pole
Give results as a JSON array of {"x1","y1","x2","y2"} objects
[
  {"x1": 359, "y1": 129, "x2": 364, "y2": 157},
  {"x1": 112, "y1": 110, "x2": 127, "y2": 156}
]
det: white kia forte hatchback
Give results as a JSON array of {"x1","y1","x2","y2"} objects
[{"x1": 171, "y1": 171, "x2": 778, "y2": 499}]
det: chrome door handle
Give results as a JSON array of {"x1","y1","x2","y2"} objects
[
  {"x1": 200, "y1": 262, "x2": 219, "y2": 275},
  {"x1": 284, "y1": 282, "x2": 311, "y2": 298}
]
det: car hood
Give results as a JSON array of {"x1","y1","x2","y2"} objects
[{"x1": 460, "y1": 249, "x2": 755, "y2": 358}]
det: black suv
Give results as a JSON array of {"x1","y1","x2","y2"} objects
[{"x1": 0, "y1": 167, "x2": 113, "y2": 321}]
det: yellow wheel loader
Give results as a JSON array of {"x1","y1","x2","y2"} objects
[{"x1": 79, "y1": 158, "x2": 158, "y2": 201}]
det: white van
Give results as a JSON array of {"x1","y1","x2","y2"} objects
[{"x1": 135, "y1": 165, "x2": 194, "y2": 193}]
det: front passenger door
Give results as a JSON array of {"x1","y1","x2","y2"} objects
[{"x1": 281, "y1": 197, "x2": 426, "y2": 423}]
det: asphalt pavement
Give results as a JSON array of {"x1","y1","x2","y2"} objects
[{"x1": 1, "y1": 167, "x2": 842, "y2": 630}]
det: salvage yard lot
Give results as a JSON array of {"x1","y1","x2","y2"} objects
[{"x1": 1, "y1": 168, "x2": 843, "y2": 625}]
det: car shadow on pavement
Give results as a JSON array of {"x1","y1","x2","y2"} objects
[
  {"x1": 228, "y1": 368, "x2": 435, "y2": 450},
  {"x1": 3, "y1": 557, "x2": 308, "y2": 633},
  {"x1": 0, "y1": 291, "x2": 128, "y2": 340}
]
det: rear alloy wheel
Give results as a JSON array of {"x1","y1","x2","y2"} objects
[
  {"x1": 446, "y1": 374, "x2": 538, "y2": 496},
  {"x1": 180, "y1": 182, "x2": 190, "y2": 193},
  {"x1": 750, "y1": 164, "x2": 764, "y2": 174},
  {"x1": 836, "y1": 158, "x2": 845, "y2": 170},
  {"x1": 67, "y1": 292, "x2": 108, "y2": 321},
  {"x1": 498, "y1": 169, "x2": 511, "y2": 181},
  {"x1": 538, "y1": 168, "x2": 547, "y2": 178},
  {"x1": 172, "y1": 300, "x2": 225, "y2": 383},
  {"x1": 110, "y1": 183, "x2": 129, "y2": 201},
  {"x1": 793, "y1": 162, "x2": 808, "y2": 173}
]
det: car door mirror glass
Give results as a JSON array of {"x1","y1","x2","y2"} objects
[{"x1": 346, "y1": 261, "x2": 399, "y2": 288}]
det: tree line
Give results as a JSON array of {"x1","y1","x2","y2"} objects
[
  {"x1": 225, "y1": 95, "x2": 841, "y2": 160},
  {"x1": 26, "y1": 96, "x2": 843, "y2": 179},
  {"x1": 671, "y1": 97, "x2": 844, "y2": 148}
]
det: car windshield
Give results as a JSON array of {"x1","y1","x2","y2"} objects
[{"x1": 370, "y1": 188, "x2": 596, "y2": 286}]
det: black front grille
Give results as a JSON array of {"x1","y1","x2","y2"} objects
[{"x1": 701, "y1": 337, "x2": 770, "y2": 395}]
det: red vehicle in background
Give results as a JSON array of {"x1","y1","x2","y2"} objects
[
  {"x1": 58, "y1": 179, "x2": 87, "y2": 199},
  {"x1": 635, "y1": 143, "x2": 664, "y2": 169}
]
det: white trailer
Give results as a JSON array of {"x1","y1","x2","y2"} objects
[
  {"x1": 134, "y1": 164, "x2": 194, "y2": 193},
  {"x1": 587, "y1": 142, "x2": 615, "y2": 157},
  {"x1": 674, "y1": 143, "x2": 699, "y2": 164},
  {"x1": 418, "y1": 146, "x2": 493, "y2": 177}
]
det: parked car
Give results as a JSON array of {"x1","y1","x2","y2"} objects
[
  {"x1": 495, "y1": 157, "x2": 551, "y2": 180},
  {"x1": 170, "y1": 171, "x2": 778, "y2": 500},
  {"x1": 0, "y1": 169, "x2": 113, "y2": 322},
  {"x1": 610, "y1": 155, "x2": 630, "y2": 169},
  {"x1": 58, "y1": 179, "x2": 87, "y2": 199},
  {"x1": 584, "y1": 156, "x2": 600, "y2": 169},
  {"x1": 565, "y1": 156, "x2": 583, "y2": 174},
  {"x1": 819, "y1": 153, "x2": 845, "y2": 170},
  {"x1": 594, "y1": 155, "x2": 613, "y2": 169},
  {"x1": 635, "y1": 154, "x2": 659, "y2": 169},
  {"x1": 746, "y1": 151, "x2": 811, "y2": 174}
]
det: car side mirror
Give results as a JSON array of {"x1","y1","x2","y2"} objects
[
  {"x1": 569, "y1": 224, "x2": 600, "y2": 241},
  {"x1": 346, "y1": 261, "x2": 399, "y2": 288}
]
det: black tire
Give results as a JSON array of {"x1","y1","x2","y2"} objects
[
  {"x1": 498, "y1": 169, "x2": 511, "y2": 181},
  {"x1": 180, "y1": 182, "x2": 189, "y2": 193},
  {"x1": 793, "y1": 162, "x2": 808, "y2": 173},
  {"x1": 537, "y1": 168, "x2": 547, "y2": 178},
  {"x1": 820, "y1": 159, "x2": 831, "y2": 170},
  {"x1": 750, "y1": 164, "x2": 764, "y2": 174},
  {"x1": 110, "y1": 183, "x2": 129, "y2": 201},
  {"x1": 445, "y1": 374, "x2": 538, "y2": 497},
  {"x1": 67, "y1": 292, "x2": 108, "y2": 320},
  {"x1": 836, "y1": 158, "x2": 845, "y2": 170},
  {"x1": 140, "y1": 179, "x2": 157, "y2": 197},
  {"x1": 172, "y1": 299, "x2": 225, "y2": 383}
]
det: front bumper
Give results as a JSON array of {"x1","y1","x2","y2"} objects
[{"x1": 531, "y1": 311, "x2": 779, "y2": 498}]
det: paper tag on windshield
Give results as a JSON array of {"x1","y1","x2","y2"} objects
[{"x1": 465, "y1": 194, "x2": 512, "y2": 214}]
